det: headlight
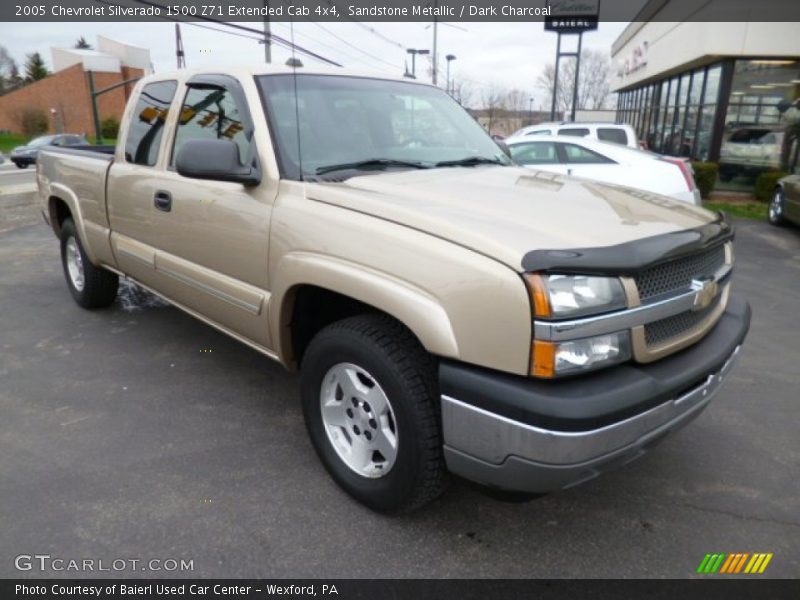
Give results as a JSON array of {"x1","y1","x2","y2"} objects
[
  {"x1": 525, "y1": 273, "x2": 631, "y2": 377},
  {"x1": 532, "y1": 331, "x2": 632, "y2": 378},
  {"x1": 525, "y1": 273, "x2": 626, "y2": 319}
]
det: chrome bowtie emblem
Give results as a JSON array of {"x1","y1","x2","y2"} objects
[{"x1": 691, "y1": 277, "x2": 719, "y2": 311}]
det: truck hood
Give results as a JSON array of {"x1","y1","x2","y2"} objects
[{"x1": 305, "y1": 166, "x2": 717, "y2": 272}]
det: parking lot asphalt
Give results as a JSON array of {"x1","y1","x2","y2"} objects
[{"x1": 1, "y1": 216, "x2": 799, "y2": 579}]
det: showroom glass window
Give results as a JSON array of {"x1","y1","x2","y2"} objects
[{"x1": 719, "y1": 59, "x2": 800, "y2": 184}]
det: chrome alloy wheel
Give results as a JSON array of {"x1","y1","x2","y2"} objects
[
  {"x1": 320, "y1": 362, "x2": 398, "y2": 478},
  {"x1": 769, "y1": 189, "x2": 784, "y2": 223},
  {"x1": 65, "y1": 236, "x2": 85, "y2": 292}
]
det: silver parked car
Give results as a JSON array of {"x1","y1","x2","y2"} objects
[{"x1": 10, "y1": 134, "x2": 88, "y2": 168}]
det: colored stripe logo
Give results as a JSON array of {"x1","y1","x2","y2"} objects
[{"x1": 696, "y1": 552, "x2": 773, "y2": 574}]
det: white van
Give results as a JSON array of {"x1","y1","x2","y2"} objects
[{"x1": 511, "y1": 122, "x2": 640, "y2": 149}]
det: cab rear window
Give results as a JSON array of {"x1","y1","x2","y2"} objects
[
  {"x1": 558, "y1": 127, "x2": 590, "y2": 137},
  {"x1": 597, "y1": 128, "x2": 629, "y2": 145}
]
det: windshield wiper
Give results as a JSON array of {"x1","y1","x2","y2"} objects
[
  {"x1": 434, "y1": 156, "x2": 506, "y2": 167},
  {"x1": 316, "y1": 158, "x2": 430, "y2": 175}
]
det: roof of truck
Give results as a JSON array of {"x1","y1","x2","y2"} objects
[{"x1": 139, "y1": 64, "x2": 429, "y2": 86}]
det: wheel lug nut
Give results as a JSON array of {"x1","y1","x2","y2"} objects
[
  {"x1": 364, "y1": 431, "x2": 372, "y2": 441},
  {"x1": 351, "y1": 397, "x2": 358, "y2": 407},
  {"x1": 362, "y1": 402, "x2": 371, "y2": 413},
  {"x1": 353, "y1": 425, "x2": 360, "y2": 435},
  {"x1": 369, "y1": 418, "x2": 377, "y2": 429},
  {"x1": 346, "y1": 408, "x2": 353, "y2": 418}
]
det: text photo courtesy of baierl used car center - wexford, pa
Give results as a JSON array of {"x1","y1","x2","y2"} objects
[{"x1": 0, "y1": 1, "x2": 799, "y2": 599}]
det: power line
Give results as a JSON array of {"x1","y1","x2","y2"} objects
[
  {"x1": 89, "y1": 0, "x2": 269, "y2": 45},
  {"x1": 130, "y1": 0, "x2": 342, "y2": 66},
  {"x1": 310, "y1": 22, "x2": 400, "y2": 70},
  {"x1": 352, "y1": 23, "x2": 406, "y2": 50},
  {"x1": 272, "y1": 23, "x2": 396, "y2": 74}
]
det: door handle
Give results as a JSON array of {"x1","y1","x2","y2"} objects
[{"x1": 154, "y1": 190, "x2": 172, "y2": 212}]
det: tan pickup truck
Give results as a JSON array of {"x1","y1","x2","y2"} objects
[{"x1": 37, "y1": 66, "x2": 750, "y2": 513}]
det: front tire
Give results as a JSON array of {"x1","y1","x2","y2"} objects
[
  {"x1": 60, "y1": 218, "x2": 119, "y2": 308},
  {"x1": 300, "y1": 314, "x2": 448, "y2": 513},
  {"x1": 768, "y1": 187, "x2": 786, "y2": 226}
]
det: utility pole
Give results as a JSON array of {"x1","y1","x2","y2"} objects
[
  {"x1": 175, "y1": 23, "x2": 185, "y2": 69},
  {"x1": 529, "y1": 97, "x2": 534, "y2": 125},
  {"x1": 431, "y1": 0, "x2": 438, "y2": 85},
  {"x1": 263, "y1": 0, "x2": 271, "y2": 63}
]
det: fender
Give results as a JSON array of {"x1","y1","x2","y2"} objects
[{"x1": 270, "y1": 251, "x2": 460, "y2": 365}]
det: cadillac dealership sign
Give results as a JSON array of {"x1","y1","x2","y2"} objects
[{"x1": 544, "y1": 0, "x2": 599, "y2": 33}]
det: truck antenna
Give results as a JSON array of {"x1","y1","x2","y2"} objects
[{"x1": 289, "y1": 20, "x2": 304, "y2": 181}]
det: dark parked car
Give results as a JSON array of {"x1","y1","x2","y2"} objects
[
  {"x1": 769, "y1": 172, "x2": 800, "y2": 227},
  {"x1": 10, "y1": 134, "x2": 88, "y2": 168}
]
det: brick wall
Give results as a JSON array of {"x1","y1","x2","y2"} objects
[{"x1": 0, "y1": 63, "x2": 143, "y2": 137}]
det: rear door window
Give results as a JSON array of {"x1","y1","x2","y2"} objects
[
  {"x1": 560, "y1": 143, "x2": 615, "y2": 164},
  {"x1": 509, "y1": 142, "x2": 559, "y2": 164},
  {"x1": 124, "y1": 80, "x2": 178, "y2": 166},
  {"x1": 597, "y1": 127, "x2": 629, "y2": 146},
  {"x1": 557, "y1": 127, "x2": 590, "y2": 137}
]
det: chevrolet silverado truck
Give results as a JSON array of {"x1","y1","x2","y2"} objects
[{"x1": 37, "y1": 66, "x2": 751, "y2": 513}]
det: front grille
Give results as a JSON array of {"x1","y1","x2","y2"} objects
[
  {"x1": 644, "y1": 296, "x2": 721, "y2": 346},
  {"x1": 635, "y1": 244, "x2": 726, "y2": 302}
]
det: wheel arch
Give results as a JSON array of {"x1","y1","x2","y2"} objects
[{"x1": 270, "y1": 253, "x2": 459, "y2": 370}]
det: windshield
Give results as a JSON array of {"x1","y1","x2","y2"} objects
[
  {"x1": 257, "y1": 74, "x2": 510, "y2": 180},
  {"x1": 28, "y1": 135, "x2": 56, "y2": 147}
]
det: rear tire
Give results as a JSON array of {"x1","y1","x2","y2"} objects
[
  {"x1": 768, "y1": 187, "x2": 786, "y2": 226},
  {"x1": 60, "y1": 218, "x2": 119, "y2": 309},
  {"x1": 300, "y1": 314, "x2": 448, "y2": 513}
]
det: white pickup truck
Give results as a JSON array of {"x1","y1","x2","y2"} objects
[{"x1": 37, "y1": 65, "x2": 750, "y2": 512}]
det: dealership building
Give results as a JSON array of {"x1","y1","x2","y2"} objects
[
  {"x1": 0, "y1": 36, "x2": 150, "y2": 138},
  {"x1": 611, "y1": 3, "x2": 800, "y2": 187}
]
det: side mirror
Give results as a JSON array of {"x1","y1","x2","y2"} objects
[{"x1": 175, "y1": 138, "x2": 261, "y2": 186}]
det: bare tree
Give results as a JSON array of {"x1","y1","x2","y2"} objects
[
  {"x1": 536, "y1": 49, "x2": 612, "y2": 115},
  {"x1": 503, "y1": 88, "x2": 530, "y2": 132},
  {"x1": 481, "y1": 83, "x2": 506, "y2": 133},
  {"x1": 451, "y1": 77, "x2": 476, "y2": 108}
]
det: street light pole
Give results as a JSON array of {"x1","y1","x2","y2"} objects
[
  {"x1": 529, "y1": 97, "x2": 534, "y2": 125},
  {"x1": 445, "y1": 54, "x2": 456, "y2": 94},
  {"x1": 407, "y1": 48, "x2": 429, "y2": 78}
]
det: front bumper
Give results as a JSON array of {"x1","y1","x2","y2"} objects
[{"x1": 440, "y1": 293, "x2": 750, "y2": 494}]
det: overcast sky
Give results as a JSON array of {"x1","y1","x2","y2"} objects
[{"x1": 1, "y1": 20, "x2": 630, "y2": 107}]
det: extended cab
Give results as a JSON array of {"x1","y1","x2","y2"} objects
[{"x1": 37, "y1": 66, "x2": 750, "y2": 513}]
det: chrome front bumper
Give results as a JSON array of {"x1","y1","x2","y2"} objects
[{"x1": 442, "y1": 345, "x2": 741, "y2": 494}]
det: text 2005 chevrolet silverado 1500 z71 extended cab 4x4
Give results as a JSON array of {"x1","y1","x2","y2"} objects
[{"x1": 37, "y1": 66, "x2": 750, "y2": 513}]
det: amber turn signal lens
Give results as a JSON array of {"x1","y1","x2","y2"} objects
[
  {"x1": 524, "y1": 273, "x2": 551, "y2": 318},
  {"x1": 531, "y1": 340, "x2": 555, "y2": 378}
]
